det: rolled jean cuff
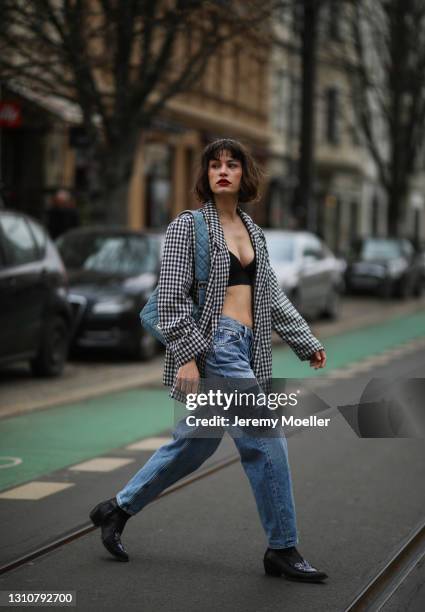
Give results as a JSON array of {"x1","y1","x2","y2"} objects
[
  {"x1": 268, "y1": 537, "x2": 299, "y2": 549},
  {"x1": 115, "y1": 494, "x2": 135, "y2": 516}
]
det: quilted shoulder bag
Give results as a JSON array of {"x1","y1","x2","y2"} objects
[{"x1": 139, "y1": 209, "x2": 210, "y2": 345}]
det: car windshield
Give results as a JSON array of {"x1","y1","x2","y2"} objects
[
  {"x1": 264, "y1": 234, "x2": 295, "y2": 262},
  {"x1": 354, "y1": 239, "x2": 402, "y2": 261},
  {"x1": 57, "y1": 233, "x2": 157, "y2": 275}
]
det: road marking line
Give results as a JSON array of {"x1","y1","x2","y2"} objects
[
  {"x1": 311, "y1": 337, "x2": 425, "y2": 388},
  {"x1": 126, "y1": 437, "x2": 172, "y2": 451},
  {"x1": 324, "y1": 371, "x2": 354, "y2": 379},
  {"x1": 69, "y1": 457, "x2": 135, "y2": 472},
  {"x1": 385, "y1": 347, "x2": 411, "y2": 356},
  {"x1": 0, "y1": 456, "x2": 22, "y2": 469},
  {"x1": 348, "y1": 362, "x2": 380, "y2": 372},
  {"x1": 308, "y1": 379, "x2": 329, "y2": 388},
  {"x1": 0, "y1": 481, "x2": 74, "y2": 500},
  {"x1": 364, "y1": 354, "x2": 393, "y2": 363}
]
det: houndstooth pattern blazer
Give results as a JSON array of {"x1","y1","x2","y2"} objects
[{"x1": 158, "y1": 199, "x2": 325, "y2": 402}]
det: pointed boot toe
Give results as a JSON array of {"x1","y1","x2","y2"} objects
[
  {"x1": 101, "y1": 530, "x2": 129, "y2": 562},
  {"x1": 90, "y1": 497, "x2": 131, "y2": 562},
  {"x1": 263, "y1": 547, "x2": 328, "y2": 583}
]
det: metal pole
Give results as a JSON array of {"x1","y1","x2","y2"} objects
[{"x1": 0, "y1": 81, "x2": 3, "y2": 189}]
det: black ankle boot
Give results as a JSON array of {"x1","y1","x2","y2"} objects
[
  {"x1": 263, "y1": 547, "x2": 328, "y2": 582},
  {"x1": 89, "y1": 497, "x2": 131, "y2": 562}
]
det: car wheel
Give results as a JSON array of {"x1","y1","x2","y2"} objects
[
  {"x1": 413, "y1": 278, "x2": 424, "y2": 297},
  {"x1": 322, "y1": 288, "x2": 341, "y2": 320},
  {"x1": 30, "y1": 316, "x2": 69, "y2": 377},
  {"x1": 379, "y1": 279, "x2": 393, "y2": 299},
  {"x1": 397, "y1": 277, "x2": 413, "y2": 300},
  {"x1": 344, "y1": 279, "x2": 353, "y2": 295},
  {"x1": 130, "y1": 329, "x2": 158, "y2": 361}
]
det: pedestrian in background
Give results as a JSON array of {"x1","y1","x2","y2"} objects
[
  {"x1": 90, "y1": 138, "x2": 328, "y2": 582},
  {"x1": 46, "y1": 188, "x2": 80, "y2": 239}
]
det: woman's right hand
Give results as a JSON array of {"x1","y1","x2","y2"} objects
[{"x1": 176, "y1": 359, "x2": 200, "y2": 396}]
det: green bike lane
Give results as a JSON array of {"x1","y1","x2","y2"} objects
[{"x1": 1, "y1": 309, "x2": 425, "y2": 493}]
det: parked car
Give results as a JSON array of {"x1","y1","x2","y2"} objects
[
  {"x1": 263, "y1": 229, "x2": 344, "y2": 320},
  {"x1": 345, "y1": 237, "x2": 423, "y2": 298},
  {"x1": 56, "y1": 227, "x2": 162, "y2": 360},
  {"x1": 0, "y1": 209, "x2": 72, "y2": 376},
  {"x1": 144, "y1": 229, "x2": 166, "y2": 260}
]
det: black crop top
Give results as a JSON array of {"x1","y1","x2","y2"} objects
[{"x1": 228, "y1": 249, "x2": 256, "y2": 286}]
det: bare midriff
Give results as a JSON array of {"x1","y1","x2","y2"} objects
[{"x1": 221, "y1": 285, "x2": 253, "y2": 328}]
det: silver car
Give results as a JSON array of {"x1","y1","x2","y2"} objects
[{"x1": 263, "y1": 230, "x2": 345, "y2": 320}]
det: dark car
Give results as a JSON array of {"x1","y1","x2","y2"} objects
[
  {"x1": 345, "y1": 237, "x2": 423, "y2": 298},
  {"x1": 56, "y1": 227, "x2": 162, "y2": 360},
  {"x1": 0, "y1": 209, "x2": 72, "y2": 376}
]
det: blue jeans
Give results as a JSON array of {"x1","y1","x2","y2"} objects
[{"x1": 116, "y1": 314, "x2": 298, "y2": 548}]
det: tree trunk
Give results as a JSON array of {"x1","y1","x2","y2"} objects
[
  {"x1": 92, "y1": 136, "x2": 139, "y2": 226},
  {"x1": 387, "y1": 177, "x2": 408, "y2": 237},
  {"x1": 387, "y1": 0, "x2": 407, "y2": 238},
  {"x1": 294, "y1": 0, "x2": 320, "y2": 231}
]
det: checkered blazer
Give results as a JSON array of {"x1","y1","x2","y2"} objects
[{"x1": 158, "y1": 200, "x2": 324, "y2": 402}]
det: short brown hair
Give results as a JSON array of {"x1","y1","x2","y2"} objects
[{"x1": 193, "y1": 138, "x2": 263, "y2": 204}]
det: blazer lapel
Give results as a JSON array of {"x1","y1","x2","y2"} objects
[
  {"x1": 201, "y1": 200, "x2": 227, "y2": 252},
  {"x1": 237, "y1": 208, "x2": 269, "y2": 312}
]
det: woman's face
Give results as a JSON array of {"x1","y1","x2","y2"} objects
[{"x1": 207, "y1": 150, "x2": 242, "y2": 198}]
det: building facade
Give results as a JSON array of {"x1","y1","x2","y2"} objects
[
  {"x1": 268, "y1": 1, "x2": 425, "y2": 252},
  {"x1": 126, "y1": 34, "x2": 271, "y2": 230},
  {"x1": 1, "y1": 5, "x2": 272, "y2": 231}
]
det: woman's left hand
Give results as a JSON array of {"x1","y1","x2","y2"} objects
[{"x1": 310, "y1": 349, "x2": 326, "y2": 369}]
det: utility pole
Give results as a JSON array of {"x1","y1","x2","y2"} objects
[
  {"x1": 0, "y1": 81, "x2": 3, "y2": 191},
  {"x1": 293, "y1": 0, "x2": 321, "y2": 231}
]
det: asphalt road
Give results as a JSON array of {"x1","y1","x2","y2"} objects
[
  {"x1": 0, "y1": 294, "x2": 424, "y2": 611},
  {"x1": 0, "y1": 328, "x2": 424, "y2": 610}
]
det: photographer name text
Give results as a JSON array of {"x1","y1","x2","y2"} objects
[{"x1": 185, "y1": 415, "x2": 331, "y2": 428}]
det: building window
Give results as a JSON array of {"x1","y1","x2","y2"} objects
[
  {"x1": 325, "y1": 86, "x2": 340, "y2": 145},
  {"x1": 144, "y1": 142, "x2": 173, "y2": 228},
  {"x1": 372, "y1": 196, "x2": 379, "y2": 235},
  {"x1": 288, "y1": 77, "x2": 301, "y2": 143},
  {"x1": 292, "y1": 3, "x2": 303, "y2": 35},
  {"x1": 214, "y1": 48, "x2": 224, "y2": 95},
  {"x1": 349, "y1": 201, "x2": 359, "y2": 243},
  {"x1": 232, "y1": 42, "x2": 241, "y2": 102},
  {"x1": 334, "y1": 196, "x2": 342, "y2": 253},
  {"x1": 350, "y1": 108, "x2": 360, "y2": 146},
  {"x1": 328, "y1": 0, "x2": 341, "y2": 40},
  {"x1": 273, "y1": 69, "x2": 287, "y2": 135},
  {"x1": 256, "y1": 58, "x2": 265, "y2": 113}
]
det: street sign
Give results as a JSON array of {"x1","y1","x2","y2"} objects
[{"x1": 0, "y1": 101, "x2": 22, "y2": 127}]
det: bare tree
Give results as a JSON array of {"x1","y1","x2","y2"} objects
[
  {"x1": 0, "y1": 0, "x2": 274, "y2": 223},
  {"x1": 349, "y1": 0, "x2": 425, "y2": 236}
]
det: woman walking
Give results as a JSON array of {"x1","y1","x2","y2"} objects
[{"x1": 90, "y1": 138, "x2": 328, "y2": 582}]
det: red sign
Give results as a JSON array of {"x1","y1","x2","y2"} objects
[{"x1": 0, "y1": 101, "x2": 22, "y2": 127}]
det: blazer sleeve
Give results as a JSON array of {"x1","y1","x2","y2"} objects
[
  {"x1": 158, "y1": 214, "x2": 210, "y2": 368},
  {"x1": 257, "y1": 226, "x2": 325, "y2": 361}
]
